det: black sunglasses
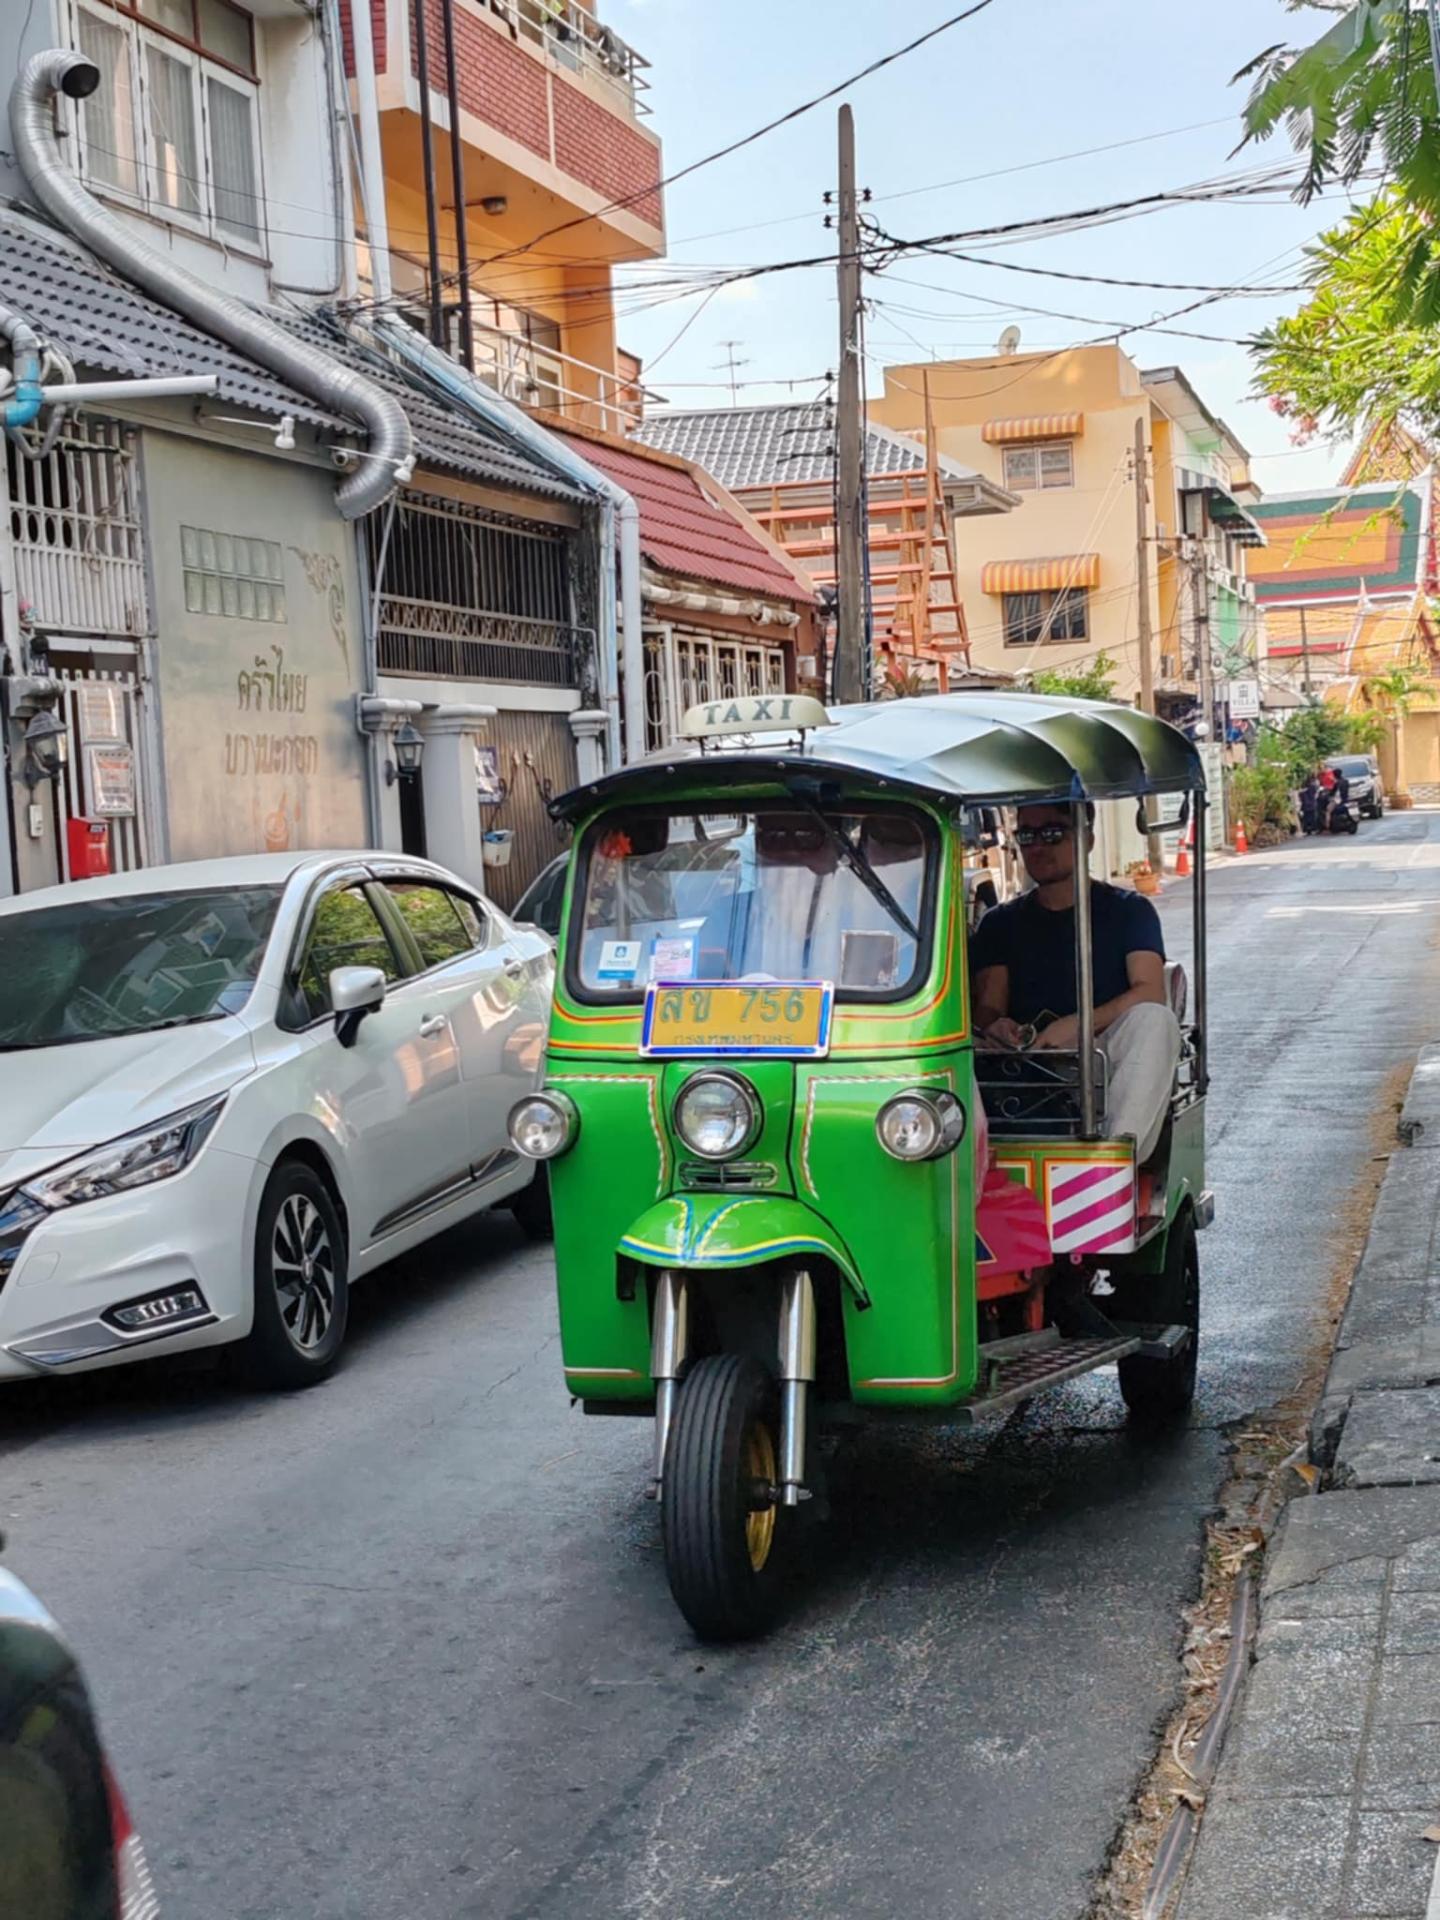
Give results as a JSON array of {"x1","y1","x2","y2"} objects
[{"x1": 1015, "y1": 824, "x2": 1068, "y2": 848}]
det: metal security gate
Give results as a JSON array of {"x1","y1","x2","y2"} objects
[
  {"x1": 479, "y1": 708, "x2": 577, "y2": 911},
  {"x1": 7, "y1": 417, "x2": 147, "y2": 638},
  {"x1": 55, "y1": 669, "x2": 151, "y2": 877},
  {"x1": 644, "y1": 624, "x2": 788, "y2": 751}
]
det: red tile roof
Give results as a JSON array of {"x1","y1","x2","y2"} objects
[{"x1": 553, "y1": 424, "x2": 814, "y2": 606}]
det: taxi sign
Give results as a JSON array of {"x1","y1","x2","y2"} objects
[
  {"x1": 641, "y1": 980, "x2": 834, "y2": 1058},
  {"x1": 679, "y1": 693, "x2": 833, "y2": 741}
]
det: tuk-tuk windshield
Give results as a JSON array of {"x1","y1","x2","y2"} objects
[{"x1": 572, "y1": 804, "x2": 935, "y2": 999}]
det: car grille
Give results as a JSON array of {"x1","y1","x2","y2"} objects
[{"x1": 678, "y1": 1160, "x2": 778, "y2": 1191}]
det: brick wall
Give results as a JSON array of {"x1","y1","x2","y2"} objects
[
  {"x1": 338, "y1": 0, "x2": 388, "y2": 77},
  {"x1": 552, "y1": 77, "x2": 662, "y2": 227},
  {"x1": 408, "y1": 1, "x2": 661, "y2": 225},
  {"x1": 420, "y1": 0, "x2": 549, "y2": 159}
]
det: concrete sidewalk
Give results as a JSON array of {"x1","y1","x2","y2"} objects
[{"x1": 1178, "y1": 1049, "x2": 1440, "y2": 1920}]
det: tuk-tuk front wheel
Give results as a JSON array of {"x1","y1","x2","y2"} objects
[
  {"x1": 661, "y1": 1354, "x2": 791, "y2": 1641},
  {"x1": 1117, "y1": 1213, "x2": 1199, "y2": 1425}
]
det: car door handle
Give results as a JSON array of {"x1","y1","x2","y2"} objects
[
  {"x1": 418, "y1": 1014, "x2": 448, "y2": 1038},
  {"x1": 504, "y1": 959, "x2": 525, "y2": 979}
]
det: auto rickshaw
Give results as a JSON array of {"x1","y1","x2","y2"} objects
[{"x1": 508, "y1": 692, "x2": 1211, "y2": 1639}]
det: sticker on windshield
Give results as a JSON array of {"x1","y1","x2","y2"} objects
[
  {"x1": 649, "y1": 935, "x2": 695, "y2": 982},
  {"x1": 597, "y1": 939, "x2": 643, "y2": 982}
]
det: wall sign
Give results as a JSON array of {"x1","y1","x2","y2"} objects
[
  {"x1": 86, "y1": 742, "x2": 137, "y2": 818},
  {"x1": 475, "y1": 744, "x2": 504, "y2": 805}
]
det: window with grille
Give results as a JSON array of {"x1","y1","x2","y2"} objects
[
  {"x1": 1002, "y1": 589, "x2": 1088, "y2": 646},
  {"x1": 1002, "y1": 441, "x2": 1074, "y2": 491},
  {"x1": 73, "y1": 0, "x2": 264, "y2": 252}
]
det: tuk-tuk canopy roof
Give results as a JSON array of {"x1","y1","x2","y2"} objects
[{"x1": 553, "y1": 693, "x2": 1205, "y2": 820}]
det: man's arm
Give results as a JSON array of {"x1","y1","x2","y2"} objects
[
  {"x1": 1034, "y1": 949, "x2": 1165, "y2": 1048},
  {"x1": 973, "y1": 964, "x2": 1027, "y2": 1049}
]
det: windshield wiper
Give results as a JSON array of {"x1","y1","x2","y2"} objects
[{"x1": 792, "y1": 799, "x2": 921, "y2": 944}]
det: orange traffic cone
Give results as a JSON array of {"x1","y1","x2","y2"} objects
[
  {"x1": 1234, "y1": 817, "x2": 1249, "y2": 855},
  {"x1": 1175, "y1": 816, "x2": 1192, "y2": 879}
]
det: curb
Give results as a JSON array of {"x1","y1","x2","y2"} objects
[{"x1": 1173, "y1": 1042, "x2": 1440, "y2": 1920}]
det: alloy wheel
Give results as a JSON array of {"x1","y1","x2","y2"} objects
[{"x1": 271, "y1": 1194, "x2": 336, "y2": 1352}]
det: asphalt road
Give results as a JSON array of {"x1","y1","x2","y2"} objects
[{"x1": 5, "y1": 815, "x2": 1440, "y2": 1920}]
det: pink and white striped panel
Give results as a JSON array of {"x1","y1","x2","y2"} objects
[{"x1": 1045, "y1": 1161, "x2": 1136, "y2": 1256}]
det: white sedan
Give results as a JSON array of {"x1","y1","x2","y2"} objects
[{"x1": 0, "y1": 852, "x2": 555, "y2": 1387}]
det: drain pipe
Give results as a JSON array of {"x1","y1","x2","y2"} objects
[
  {"x1": 11, "y1": 50, "x2": 413, "y2": 519},
  {"x1": 0, "y1": 308, "x2": 42, "y2": 432},
  {"x1": 377, "y1": 318, "x2": 643, "y2": 766}
]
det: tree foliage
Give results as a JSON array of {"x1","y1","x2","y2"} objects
[
  {"x1": 1240, "y1": 2, "x2": 1440, "y2": 425},
  {"x1": 1029, "y1": 653, "x2": 1119, "y2": 701}
]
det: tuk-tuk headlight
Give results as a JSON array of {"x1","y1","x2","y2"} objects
[
  {"x1": 875, "y1": 1090, "x2": 966, "y2": 1162},
  {"x1": 508, "y1": 1091, "x2": 579, "y2": 1161},
  {"x1": 673, "y1": 1072, "x2": 762, "y2": 1162}
]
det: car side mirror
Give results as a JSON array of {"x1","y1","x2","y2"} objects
[{"x1": 330, "y1": 965, "x2": 386, "y2": 1049}]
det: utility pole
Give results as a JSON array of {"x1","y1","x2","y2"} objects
[
  {"x1": 1299, "y1": 604, "x2": 1314, "y2": 698},
  {"x1": 412, "y1": 0, "x2": 445, "y2": 349},
  {"x1": 1192, "y1": 540, "x2": 1214, "y2": 740},
  {"x1": 833, "y1": 104, "x2": 869, "y2": 704},
  {"x1": 1132, "y1": 417, "x2": 1162, "y2": 868},
  {"x1": 439, "y1": 0, "x2": 475, "y2": 372},
  {"x1": 1133, "y1": 418, "x2": 1156, "y2": 717}
]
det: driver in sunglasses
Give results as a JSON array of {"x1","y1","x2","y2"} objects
[{"x1": 970, "y1": 802, "x2": 1181, "y2": 1161}]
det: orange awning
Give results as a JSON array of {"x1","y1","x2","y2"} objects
[
  {"x1": 981, "y1": 412, "x2": 1084, "y2": 444},
  {"x1": 981, "y1": 554, "x2": 1100, "y2": 594}
]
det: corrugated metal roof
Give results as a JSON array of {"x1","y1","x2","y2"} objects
[
  {"x1": 555, "y1": 426, "x2": 812, "y2": 604},
  {"x1": 0, "y1": 206, "x2": 584, "y2": 503},
  {"x1": 634, "y1": 401, "x2": 991, "y2": 491}
]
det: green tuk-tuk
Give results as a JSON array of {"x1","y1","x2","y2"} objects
[{"x1": 508, "y1": 692, "x2": 1211, "y2": 1639}]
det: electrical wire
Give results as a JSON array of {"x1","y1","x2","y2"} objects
[{"x1": 459, "y1": 0, "x2": 1003, "y2": 287}]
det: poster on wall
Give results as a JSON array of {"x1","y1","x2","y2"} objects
[
  {"x1": 77, "y1": 683, "x2": 126, "y2": 744},
  {"x1": 86, "y1": 743, "x2": 137, "y2": 817},
  {"x1": 475, "y1": 744, "x2": 505, "y2": 806}
]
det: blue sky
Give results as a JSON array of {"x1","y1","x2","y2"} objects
[{"x1": 602, "y1": 0, "x2": 1368, "y2": 495}]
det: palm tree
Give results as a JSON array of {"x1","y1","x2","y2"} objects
[{"x1": 1359, "y1": 665, "x2": 1426, "y2": 794}]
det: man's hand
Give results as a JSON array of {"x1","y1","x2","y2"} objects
[
  {"x1": 979, "y1": 1016, "x2": 1029, "y2": 1051},
  {"x1": 1035, "y1": 1014, "x2": 1079, "y2": 1050}
]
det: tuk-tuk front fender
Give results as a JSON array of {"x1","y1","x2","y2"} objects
[{"x1": 619, "y1": 1196, "x2": 869, "y2": 1306}]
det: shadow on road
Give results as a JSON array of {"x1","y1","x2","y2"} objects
[{"x1": 0, "y1": 1203, "x2": 538, "y2": 1445}]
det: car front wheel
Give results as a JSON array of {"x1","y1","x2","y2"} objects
[{"x1": 237, "y1": 1164, "x2": 349, "y2": 1389}]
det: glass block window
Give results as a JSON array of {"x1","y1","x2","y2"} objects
[{"x1": 181, "y1": 525, "x2": 287, "y2": 621}]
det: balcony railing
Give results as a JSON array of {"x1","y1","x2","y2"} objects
[
  {"x1": 463, "y1": 313, "x2": 645, "y2": 434},
  {"x1": 491, "y1": 0, "x2": 651, "y2": 116}
]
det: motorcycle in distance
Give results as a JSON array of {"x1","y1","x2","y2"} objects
[
  {"x1": 1301, "y1": 778, "x2": 1359, "y2": 837},
  {"x1": 509, "y1": 691, "x2": 1212, "y2": 1641}
]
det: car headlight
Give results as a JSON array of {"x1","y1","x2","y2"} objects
[
  {"x1": 25, "y1": 1096, "x2": 227, "y2": 1212},
  {"x1": 673, "y1": 1072, "x2": 762, "y2": 1162},
  {"x1": 875, "y1": 1090, "x2": 966, "y2": 1162},
  {"x1": 508, "y1": 1091, "x2": 579, "y2": 1161}
]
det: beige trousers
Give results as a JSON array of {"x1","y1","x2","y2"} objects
[{"x1": 1099, "y1": 1002, "x2": 1183, "y2": 1161}]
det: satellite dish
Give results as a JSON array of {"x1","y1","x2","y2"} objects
[{"x1": 997, "y1": 325, "x2": 1022, "y2": 356}]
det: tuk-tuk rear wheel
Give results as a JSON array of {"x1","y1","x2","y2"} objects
[
  {"x1": 1117, "y1": 1212, "x2": 1199, "y2": 1425},
  {"x1": 661, "y1": 1354, "x2": 790, "y2": 1642}
]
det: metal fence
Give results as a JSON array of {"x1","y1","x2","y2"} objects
[
  {"x1": 366, "y1": 493, "x2": 586, "y2": 688},
  {"x1": 7, "y1": 417, "x2": 148, "y2": 639},
  {"x1": 644, "y1": 625, "x2": 788, "y2": 751},
  {"x1": 54, "y1": 668, "x2": 150, "y2": 876}
]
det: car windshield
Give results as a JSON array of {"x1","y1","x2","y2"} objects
[
  {"x1": 0, "y1": 886, "x2": 283, "y2": 1049},
  {"x1": 1330, "y1": 758, "x2": 1372, "y2": 779},
  {"x1": 573, "y1": 805, "x2": 934, "y2": 999}
]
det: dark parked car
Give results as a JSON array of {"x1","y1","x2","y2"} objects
[
  {"x1": 0, "y1": 1565, "x2": 155, "y2": 1917},
  {"x1": 1326, "y1": 754, "x2": 1384, "y2": 820},
  {"x1": 512, "y1": 852, "x2": 568, "y2": 938}
]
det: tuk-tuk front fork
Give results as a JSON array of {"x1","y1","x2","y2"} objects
[{"x1": 649, "y1": 1268, "x2": 817, "y2": 1507}]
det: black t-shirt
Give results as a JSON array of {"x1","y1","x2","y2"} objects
[{"x1": 970, "y1": 881, "x2": 1165, "y2": 1026}]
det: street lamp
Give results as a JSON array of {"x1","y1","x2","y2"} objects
[
  {"x1": 21, "y1": 708, "x2": 68, "y2": 788},
  {"x1": 385, "y1": 720, "x2": 425, "y2": 785}
]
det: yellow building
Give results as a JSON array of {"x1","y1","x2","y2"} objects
[
  {"x1": 869, "y1": 345, "x2": 1264, "y2": 716},
  {"x1": 344, "y1": 0, "x2": 663, "y2": 429}
]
